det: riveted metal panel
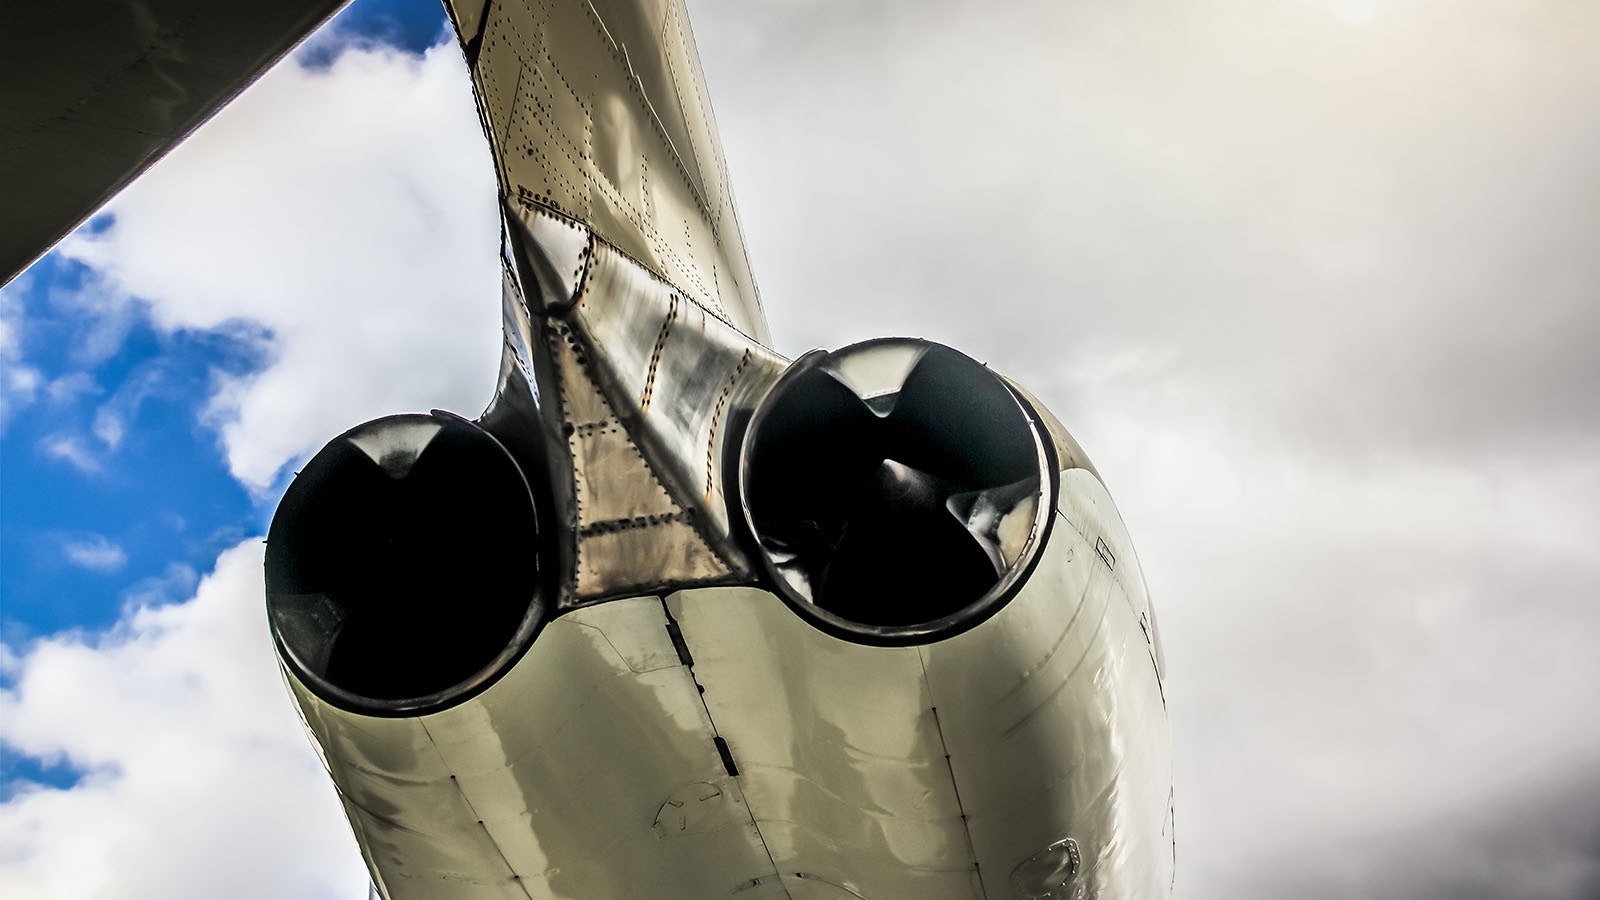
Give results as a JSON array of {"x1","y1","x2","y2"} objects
[
  {"x1": 450, "y1": 0, "x2": 769, "y2": 342},
  {"x1": 289, "y1": 597, "x2": 783, "y2": 900},
  {"x1": 669, "y1": 586, "x2": 986, "y2": 900},
  {"x1": 919, "y1": 469, "x2": 1175, "y2": 899},
  {"x1": 540, "y1": 313, "x2": 734, "y2": 600},
  {"x1": 568, "y1": 241, "x2": 787, "y2": 543},
  {"x1": 288, "y1": 681, "x2": 527, "y2": 899}
]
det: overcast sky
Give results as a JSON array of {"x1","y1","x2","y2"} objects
[{"x1": 2, "y1": 0, "x2": 1597, "y2": 898}]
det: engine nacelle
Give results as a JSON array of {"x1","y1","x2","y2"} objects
[
  {"x1": 737, "y1": 338, "x2": 1058, "y2": 645},
  {"x1": 264, "y1": 412, "x2": 546, "y2": 716}
]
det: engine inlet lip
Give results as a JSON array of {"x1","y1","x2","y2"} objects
[
  {"x1": 735, "y1": 339, "x2": 1060, "y2": 648},
  {"x1": 266, "y1": 411, "x2": 549, "y2": 718}
]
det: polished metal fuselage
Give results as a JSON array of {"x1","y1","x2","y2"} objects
[{"x1": 287, "y1": 463, "x2": 1172, "y2": 898}]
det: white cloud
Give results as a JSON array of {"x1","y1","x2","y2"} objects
[
  {"x1": 1295, "y1": 0, "x2": 1400, "y2": 25},
  {"x1": 58, "y1": 535, "x2": 127, "y2": 573},
  {"x1": 697, "y1": 0, "x2": 1600, "y2": 460},
  {"x1": 59, "y1": 40, "x2": 502, "y2": 492},
  {"x1": 0, "y1": 540, "x2": 367, "y2": 900},
  {"x1": 1087, "y1": 414, "x2": 1600, "y2": 896},
  {"x1": 89, "y1": 365, "x2": 162, "y2": 451},
  {"x1": 44, "y1": 373, "x2": 99, "y2": 407},
  {"x1": 119, "y1": 563, "x2": 202, "y2": 612},
  {"x1": 38, "y1": 435, "x2": 100, "y2": 474},
  {"x1": 89, "y1": 408, "x2": 123, "y2": 449},
  {"x1": 30, "y1": 369, "x2": 156, "y2": 468},
  {"x1": 0, "y1": 287, "x2": 43, "y2": 429}
]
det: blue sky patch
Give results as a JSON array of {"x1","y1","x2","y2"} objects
[
  {"x1": 0, "y1": 0, "x2": 451, "y2": 798},
  {"x1": 299, "y1": 0, "x2": 452, "y2": 67},
  {"x1": 0, "y1": 751, "x2": 88, "y2": 802},
  {"x1": 0, "y1": 253, "x2": 261, "y2": 639}
]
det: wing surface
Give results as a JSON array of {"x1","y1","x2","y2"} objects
[{"x1": 0, "y1": 0, "x2": 347, "y2": 286}]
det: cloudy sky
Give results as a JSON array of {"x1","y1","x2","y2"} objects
[{"x1": 2, "y1": 0, "x2": 1597, "y2": 897}]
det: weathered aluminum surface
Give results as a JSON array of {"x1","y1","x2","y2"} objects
[
  {"x1": 445, "y1": 0, "x2": 771, "y2": 343},
  {"x1": 287, "y1": 597, "x2": 781, "y2": 900},
  {"x1": 542, "y1": 303, "x2": 741, "y2": 599},
  {"x1": 669, "y1": 586, "x2": 987, "y2": 899},
  {"x1": 922, "y1": 468, "x2": 1174, "y2": 899},
  {"x1": 490, "y1": 215, "x2": 784, "y2": 601},
  {"x1": 466, "y1": 0, "x2": 789, "y2": 604},
  {"x1": 288, "y1": 457, "x2": 1172, "y2": 900},
  {"x1": 563, "y1": 238, "x2": 788, "y2": 550},
  {"x1": 666, "y1": 467, "x2": 1171, "y2": 898}
]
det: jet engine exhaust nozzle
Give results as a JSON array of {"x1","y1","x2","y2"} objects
[
  {"x1": 265, "y1": 412, "x2": 546, "y2": 715},
  {"x1": 738, "y1": 338, "x2": 1057, "y2": 646}
]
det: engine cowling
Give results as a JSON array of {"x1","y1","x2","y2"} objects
[
  {"x1": 737, "y1": 338, "x2": 1058, "y2": 645},
  {"x1": 264, "y1": 411, "x2": 546, "y2": 715}
]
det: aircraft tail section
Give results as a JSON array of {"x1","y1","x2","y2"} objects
[
  {"x1": 443, "y1": 0, "x2": 770, "y2": 343},
  {"x1": 260, "y1": 2, "x2": 1175, "y2": 897}
]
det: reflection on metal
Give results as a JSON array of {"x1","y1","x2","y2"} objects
[
  {"x1": 919, "y1": 469, "x2": 1175, "y2": 897},
  {"x1": 1011, "y1": 838, "x2": 1082, "y2": 900},
  {"x1": 544, "y1": 308, "x2": 737, "y2": 599},
  {"x1": 504, "y1": 200, "x2": 591, "y2": 313},
  {"x1": 442, "y1": 0, "x2": 770, "y2": 343},
  {"x1": 265, "y1": 412, "x2": 546, "y2": 716},
  {"x1": 668, "y1": 467, "x2": 1173, "y2": 898},
  {"x1": 264, "y1": 0, "x2": 1176, "y2": 897},
  {"x1": 670, "y1": 586, "x2": 984, "y2": 899},
  {"x1": 288, "y1": 597, "x2": 782, "y2": 899},
  {"x1": 1002, "y1": 378, "x2": 1103, "y2": 485},
  {"x1": 540, "y1": 232, "x2": 790, "y2": 565},
  {"x1": 467, "y1": 0, "x2": 793, "y2": 603},
  {"x1": 345, "y1": 418, "x2": 443, "y2": 478},
  {"x1": 738, "y1": 339, "x2": 1055, "y2": 645}
]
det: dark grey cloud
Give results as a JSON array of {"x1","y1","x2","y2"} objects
[
  {"x1": 1234, "y1": 770, "x2": 1600, "y2": 900},
  {"x1": 691, "y1": 0, "x2": 1600, "y2": 461},
  {"x1": 686, "y1": 1, "x2": 1600, "y2": 897}
]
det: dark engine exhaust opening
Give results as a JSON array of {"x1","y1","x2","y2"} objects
[
  {"x1": 266, "y1": 412, "x2": 545, "y2": 715},
  {"x1": 739, "y1": 339, "x2": 1055, "y2": 646}
]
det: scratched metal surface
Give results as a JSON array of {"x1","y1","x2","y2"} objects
[
  {"x1": 496, "y1": 200, "x2": 787, "y2": 598},
  {"x1": 492, "y1": 217, "x2": 785, "y2": 601},
  {"x1": 287, "y1": 463, "x2": 1173, "y2": 900},
  {"x1": 467, "y1": 0, "x2": 790, "y2": 604},
  {"x1": 565, "y1": 238, "x2": 787, "y2": 548},
  {"x1": 669, "y1": 585, "x2": 988, "y2": 899},
  {"x1": 288, "y1": 597, "x2": 781, "y2": 899},
  {"x1": 921, "y1": 468, "x2": 1176, "y2": 899}
]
